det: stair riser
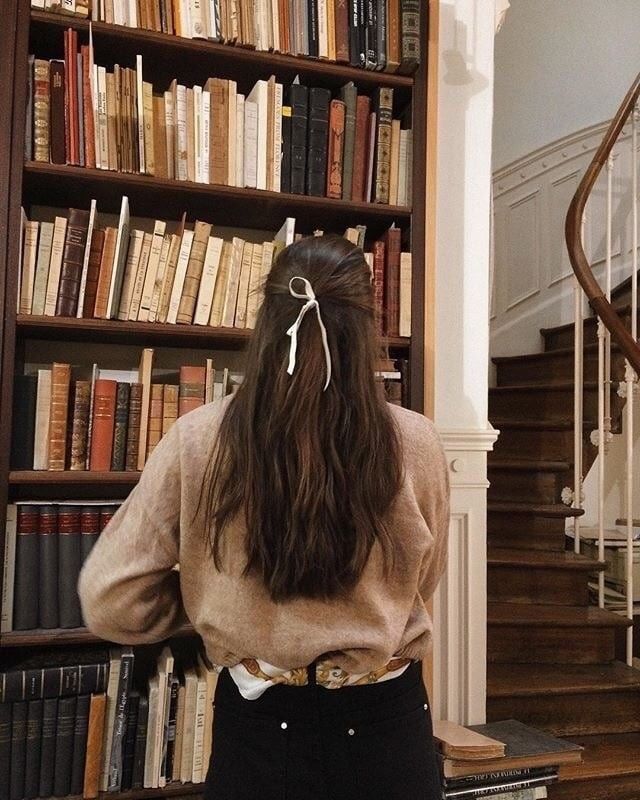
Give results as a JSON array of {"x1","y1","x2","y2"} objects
[
  {"x1": 495, "y1": 351, "x2": 626, "y2": 387},
  {"x1": 488, "y1": 625, "x2": 616, "y2": 664},
  {"x1": 488, "y1": 511, "x2": 568, "y2": 539},
  {"x1": 487, "y1": 530, "x2": 567, "y2": 551},
  {"x1": 488, "y1": 470, "x2": 566, "y2": 504},
  {"x1": 487, "y1": 691, "x2": 640, "y2": 737},
  {"x1": 489, "y1": 388, "x2": 625, "y2": 422},
  {"x1": 493, "y1": 427, "x2": 575, "y2": 462},
  {"x1": 488, "y1": 567, "x2": 589, "y2": 605},
  {"x1": 542, "y1": 311, "x2": 633, "y2": 351},
  {"x1": 547, "y1": 775, "x2": 640, "y2": 800}
]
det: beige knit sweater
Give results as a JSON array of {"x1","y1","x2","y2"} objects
[{"x1": 79, "y1": 397, "x2": 450, "y2": 673}]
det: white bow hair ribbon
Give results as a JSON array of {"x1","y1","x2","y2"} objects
[{"x1": 286, "y1": 276, "x2": 332, "y2": 391}]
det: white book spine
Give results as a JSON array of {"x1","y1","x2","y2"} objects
[
  {"x1": 20, "y1": 221, "x2": 39, "y2": 315},
  {"x1": 138, "y1": 221, "x2": 167, "y2": 321},
  {"x1": 272, "y1": 82, "x2": 283, "y2": 193},
  {"x1": 127, "y1": 0, "x2": 138, "y2": 25},
  {"x1": 106, "y1": 196, "x2": 130, "y2": 319},
  {"x1": 234, "y1": 242, "x2": 252, "y2": 327},
  {"x1": 194, "y1": 237, "x2": 223, "y2": 325},
  {"x1": 246, "y1": 243, "x2": 263, "y2": 328},
  {"x1": 202, "y1": 90, "x2": 211, "y2": 184},
  {"x1": 176, "y1": 85, "x2": 188, "y2": 181},
  {"x1": 190, "y1": 0, "x2": 206, "y2": 37},
  {"x1": 33, "y1": 369, "x2": 51, "y2": 470},
  {"x1": 208, "y1": 0, "x2": 220, "y2": 38},
  {"x1": 97, "y1": 66, "x2": 109, "y2": 170},
  {"x1": 227, "y1": 81, "x2": 237, "y2": 186},
  {"x1": 248, "y1": 82, "x2": 267, "y2": 190},
  {"x1": 243, "y1": 99, "x2": 258, "y2": 189},
  {"x1": 405, "y1": 130, "x2": 413, "y2": 206},
  {"x1": 44, "y1": 217, "x2": 68, "y2": 316},
  {"x1": 117, "y1": 230, "x2": 143, "y2": 320},
  {"x1": 113, "y1": 0, "x2": 125, "y2": 24},
  {"x1": 235, "y1": 93, "x2": 244, "y2": 188},
  {"x1": 62, "y1": 0, "x2": 75, "y2": 13},
  {"x1": 167, "y1": 230, "x2": 195, "y2": 324},
  {"x1": 148, "y1": 234, "x2": 172, "y2": 322},
  {"x1": 397, "y1": 129, "x2": 408, "y2": 207},
  {"x1": 181, "y1": 0, "x2": 193, "y2": 37},
  {"x1": 31, "y1": 0, "x2": 45, "y2": 8},
  {"x1": 193, "y1": 85, "x2": 203, "y2": 183},
  {"x1": 318, "y1": 0, "x2": 328, "y2": 57},
  {"x1": 136, "y1": 54, "x2": 146, "y2": 174},
  {"x1": 164, "y1": 90, "x2": 175, "y2": 181},
  {"x1": 1, "y1": 505, "x2": 17, "y2": 633},
  {"x1": 76, "y1": 199, "x2": 97, "y2": 317},
  {"x1": 271, "y1": 0, "x2": 280, "y2": 51},
  {"x1": 128, "y1": 232, "x2": 152, "y2": 320},
  {"x1": 180, "y1": 673, "x2": 197, "y2": 783},
  {"x1": 143, "y1": 680, "x2": 159, "y2": 788},
  {"x1": 31, "y1": 221, "x2": 54, "y2": 317},
  {"x1": 221, "y1": 237, "x2": 244, "y2": 327},
  {"x1": 191, "y1": 679, "x2": 207, "y2": 782}
]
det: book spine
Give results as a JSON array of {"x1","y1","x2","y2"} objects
[
  {"x1": 176, "y1": 221, "x2": 211, "y2": 324},
  {"x1": 9, "y1": 701, "x2": 27, "y2": 800},
  {"x1": 384, "y1": 226, "x2": 402, "y2": 336},
  {"x1": 121, "y1": 692, "x2": 140, "y2": 790},
  {"x1": 82, "y1": 228, "x2": 106, "y2": 318},
  {"x1": 89, "y1": 379, "x2": 118, "y2": 471},
  {"x1": 80, "y1": 505, "x2": 101, "y2": 565},
  {"x1": 70, "y1": 694, "x2": 91, "y2": 795},
  {"x1": 44, "y1": 216, "x2": 68, "y2": 316},
  {"x1": 334, "y1": 0, "x2": 349, "y2": 61},
  {"x1": 23, "y1": 699, "x2": 43, "y2": 800},
  {"x1": 162, "y1": 385, "x2": 178, "y2": 435},
  {"x1": 56, "y1": 207, "x2": 91, "y2": 316},
  {"x1": 33, "y1": 59, "x2": 51, "y2": 162},
  {"x1": 375, "y1": 0, "x2": 386, "y2": 70},
  {"x1": 305, "y1": 87, "x2": 330, "y2": 197},
  {"x1": 288, "y1": 84, "x2": 308, "y2": 195},
  {"x1": 57, "y1": 505, "x2": 83, "y2": 628},
  {"x1": 48, "y1": 361, "x2": 71, "y2": 470},
  {"x1": 146, "y1": 383, "x2": 164, "y2": 458},
  {"x1": 81, "y1": 46, "x2": 96, "y2": 168},
  {"x1": 365, "y1": 0, "x2": 376, "y2": 68},
  {"x1": 326, "y1": 99, "x2": 345, "y2": 198},
  {"x1": 10, "y1": 375, "x2": 37, "y2": 470},
  {"x1": 178, "y1": 366, "x2": 206, "y2": 416},
  {"x1": 31, "y1": 220, "x2": 54, "y2": 317},
  {"x1": 13, "y1": 506, "x2": 39, "y2": 630},
  {"x1": 38, "y1": 698, "x2": 58, "y2": 799},
  {"x1": 111, "y1": 381, "x2": 131, "y2": 471},
  {"x1": 131, "y1": 695, "x2": 149, "y2": 789},
  {"x1": 1, "y1": 505, "x2": 17, "y2": 634},
  {"x1": 19, "y1": 220, "x2": 39, "y2": 315},
  {"x1": 83, "y1": 694, "x2": 107, "y2": 800},
  {"x1": 374, "y1": 87, "x2": 393, "y2": 203},
  {"x1": 53, "y1": 695, "x2": 77, "y2": 797},
  {"x1": 280, "y1": 105, "x2": 292, "y2": 194},
  {"x1": 340, "y1": 83, "x2": 357, "y2": 200},
  {"x1": 398, "y1": 251, "x2": 412, "y2": 337},
  {"x1": 70, "y1": 379, "x2": 91, "y2": 470},
  {"x1": 107, "y1": 650, "x2": 134, "y2": 792},
  {"x1": 50, "y1": 60, "x2": 66, "y2": 164},
  {"x1": 38, "y1": 505, "x2": 59, "y2": 629},
  {"x1": 0, "y1": 704, "x2": 10, "y2": 800},
  {"x1": 398, "y1": 0, "x2": 420, "y2": 74},
  {"x1": 125, "y1": 382, "x2": 143, "y2": 471},
  {"x1": 372, "y1": 238, "x2": 385, "y2": 334}
]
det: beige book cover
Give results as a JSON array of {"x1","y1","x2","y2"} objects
[
  {"x1": 143, "y1": 81, "x2": 155, "y2": 176},
  {"x1": 117, "y1": 229, "x2": 144, "y2": 321},
  {"x1": 388, "y1": 119, "x2": 401, "y2": 206},
  {"x1": 157, "y1": 232, "x2": 182, "y2": 323},
  {"x1": 148, "y1": 233, "x2": 172, "y2": 322},
  {"x1": 233, "y1": 241, "x2": 253, "y2": 328},
  {"x1": 209, "y1": 239, "x2": 232, "y2": 327},
  {"x1": 221, "y1": 236, "x2": 245, "y2": 327},
  {"x1": 127, "y1": 231, "x2": 153, "y2": 320},
  {"x1": 19, "y1": 220, "x2": 39, "y2": 315},
  {"x1": 177, "y1": 220, "x2": 212, "y2": 323},
  {"x1": 167, "y1": 229, "x2": 195, "y2": 324},
  {"x1": 399, "y1": 251, "x2": 412, "y2": 337},
  {"x1": 138, "y1": 220, "x2": 167, "y2": 321},
  {"x1": 246, "y1": 242, "x2": 264, "y2": 328},
  {"x1": 137, "y1": 347, "x2": 154, "y2": 471},
  {"x1": 43, "y1": 216, "x2": 68, "y2": 316},
  {"x1": 186, "y1": 87, "x2": 195, "y2": 182},
  {"x1": 194, "y1": 236, "x2": 224, "y2": 325}
]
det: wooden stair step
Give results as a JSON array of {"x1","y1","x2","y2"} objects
[
  {"x1": 488, "y1": 459, "x2": 572, "y2": 472},
  {"x1": 488, "y1": 501, "x2": 583, "y2": 518},
  {"x1": 490, "y1": 380, "x2": 598, "y2": 393},
  {"x1": 487, "y1": 602, "x2": 630, "y2": 628},
  {"x1": 492, "y1": 341, "x2": 620, "y2": 365},
  {"x1": 488, "y1": 548, "x2": 602, "y2": 571},
  {"x1": 490, "y1": 417, "x2": 596, "y2": 431},
  {"x1": 487, "y1": 662, "x2": 640, "y2": 697},
  {"x1": 540, "y1": 302, "x2": 638, "y2": 352}
]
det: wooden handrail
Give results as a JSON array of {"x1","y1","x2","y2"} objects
[{"x1": 565, "y1": 71, "x2": 640, "y2": 376}]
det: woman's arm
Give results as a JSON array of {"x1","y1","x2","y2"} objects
[{"x1": 78, "y1": 420, "x2": 189, "y2": 644}]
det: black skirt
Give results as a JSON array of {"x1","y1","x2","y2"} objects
[{"x1": 204, "y1": 660, "x2": 443, "y2": 800}]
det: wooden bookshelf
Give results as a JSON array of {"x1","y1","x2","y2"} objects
[{"x1": 0, "y1": 1, "x2": 431, "y2": 796}]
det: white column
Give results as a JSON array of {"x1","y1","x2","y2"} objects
[{"x1": 431, "y1": 0, "x2": 499, "y2": 726}]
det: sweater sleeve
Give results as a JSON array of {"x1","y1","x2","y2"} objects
[
  {"x1": 416, "y1": 420, "x2": 450, "y2": 602},
  {"x1": 78, "y1": 419, "x2": 188, "y2": 644}
]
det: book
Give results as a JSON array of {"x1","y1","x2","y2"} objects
[
  {"x1": 31, "y1": 220, "x2": 54, "y2": 316},
  {"x1": 13, "y1": 506, "x2": 39, "y2": 631},
  {"x1": 57, "y1": 505, "x2": 83, "y2": 628},
  {"x1": 125, "y1": 383, "x2": 143, "y2": 471},
  {"x1": 89, "y1": 379, "x2": 118, "y2": 471},
  {"x1": 23, "y1": 698, "x2": 43, "y2": 799},
  {"x1": 288, "y1": 81, "x2": 308, "y2": 195},
  {"x1": 399, "y1": 251, "x2": 411, "y2": 337},
  {"x1": 38, "y1": 505, "x2": 59, "y2": 629},
  {"x1": 43, "y1": 216, "x2": 68, "y2": 316},
  {"x1": 373, "y1": 87, "x2": 393, "y2": 203},
  {"x1": 53, "y1": 695, "x2": 77, "y2": 796},
  {"x1": 398, "y1": 0, "x2": 420, "y2": 74},
  {"x1": 10, "y1": 375, "x2": 37, "y2": 470},
  {"x1": 70, "y1": 694, "x2": 91, "y2": 794},
  {"x1": 111, "y1": 382, "x2": 131, "y2": 470},
  {"x1": 306, "y1": 87, "x2": 330, "y2": 196},
  {"x1": 327, "y1": 99, "x2": 345, "y2": 198},
  {"x1": 19, "y1": 220, "x2": 39, "y2": 315},
  {"x1": 33, "y1": 369, "x2": 52, "y2": 470},
  {"x1": 193, "y1": 236, "x2": 224, "y2": 325},
  {"x1": 84, "y1": 693, "x2": 107, "y2": 799},
  {"x1": 10, "y1": 702, "x2": 28, "y2": 800},
  {"x1": 33, "y1": 58, "x2": 51, "y2": 162},
  {"x1": 139, "y1": 220, "x2": 167, "y2": 321},
  {"x1": 39, "y1": 698, "x2": 58, "y2": 798},
  {"x1": 48, "y1": 362, "x2": 71, "y2": 470},
  {"x1": 234, "y1": 241, "x2": 253, "y2": 327},
  {"x1": 351, "y1": 94, "x2": 370, "y2": 200},
  {"x1": 1, "y1": 505, "x2": 17, "y2": 634},
  {"x1": 107, "y1": 648, "x2": 134, "y2": 791},
  {"x1": 435, "y1": 720, "x2": 506, "y2": 761},
  {"x1": 221, "y1": 236, "x2": 245, "y2": 327},
  {"x1": 137, "y1": 348, "x2": 154, "y2": 470},
  {"x1": 177, "y1": 220, "x2": 212, "y2": 323},
  {"x1": 146, "y1": 383, "x2": 164, "y2": 457},
  {"x1": 178, "y1": 366, "x2": 206, "y2": 416},
  {"x1": 384, "y1": 224, "x2": 401, "y2": 335}
]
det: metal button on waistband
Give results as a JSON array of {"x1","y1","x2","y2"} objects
[
  {"x1": 424, "y1": 703, "x2": 428, "y2": 710},
  {"x1": 281, "y1": 722, "x2": 288, "y2": 730},
  {"x1": 347, "y1": 728, "x2": 355, "y2": 736}
]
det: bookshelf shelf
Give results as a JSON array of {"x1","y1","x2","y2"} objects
[
  {"x1": 0, "y1": 624, "x2": 197, "y2": 648},
  {"x1": 10, "y1": 470, "x2": 141, "y2": 485},
  {"x1": 23, "y1": 162, "x2": 412, "y2": 233},
  {"x1": 35, "y1": 783, "x2": 204, "y2": 800},
  {"x1": 29, "y1": 11, "x2": 414, "y2": 96},
  {"x1": 15, "y1": 315, "x2": 411, "y2": 350}
]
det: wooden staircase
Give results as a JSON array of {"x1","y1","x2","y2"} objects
[{"x1": 487, "y1": 279, "x2": 640, "y2": 799}]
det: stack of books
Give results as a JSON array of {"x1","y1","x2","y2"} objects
[
  {"x1": 2, "y1": 502, "x2": 121, "y2": 633},
  {"x1": 434, "y1": 719, "x2": 583, "y2": 799},
  {"x1": 17, "y1": 200, "x2": 412, "y2": 336},
  {"x1": 30, "y1": 0, "x2": 422, "y2": 74},
  {"x1": 27, "y1": 36, "x2": 413, "y2": 204},
  {"x1": 0, "y1": 643, "x2": 217, "y2": 799}
]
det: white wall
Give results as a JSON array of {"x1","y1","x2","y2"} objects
[{"x1": 493, "y1": 0, "x2": 640, "y2": 171}]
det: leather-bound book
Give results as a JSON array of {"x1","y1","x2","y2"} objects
[
  {"x1": 83, "y1": 693, "x2": 106, "y2": 800},
  {"x1": 339, "y1": 83, "x2": 357, "y2": 200},
  {"x1": 9, "y1": 701, "x2": 27, "y2": 800},
  {"x1": 49, "y1": 60, "x2": 66, "y2": 165},
  {"x1": 111, "y1": 382, "x2": 131, "y2": 471},
  {"x1": 82, "y1": 227, "x2": 106, "y2": 319},
  {"x1": 10, "y1": 374, "x2": 37, "y2": 470},
  {"x1": 327, "y1": 99, "x2": 345, "y2": 198},
  {"x1": 374, "y1": 87, "x2": 394, "y2": 203},
  {"x1": 81, "y1": 45, "x2": 96, "y2": 168},
  {"x1": 70, "y1": 695, "x2": 91, "y2": 795},
  {"x1": 0, "y1": 704, "x2": 10, "y2": 800},
  {"x1": 24, "y1": 699, "x2": 43, "y2": 800},
  {"x1": 372, "y1": 238, "x2": 386, "y2": 334},
  {"x1": 305, "y1": 87, "x2": 331, "y2": 197},
  {"x1": 93, "y1": 227, "x2": 118, "y2": 319},
  {"x1": 121, "y1": 691, "x2": 140, "y2": 790},
  {"x1": 38, "y1": 697, "x2": 58, "y2": 799},
  {"x1": 38, "y1": 505, "x2": 59, "y2": 629},
  {"x1": 13, "y1": 505, "x2": 39, "y2": 630},
  {"x1": 383, "y1": 225, "x2": 402, "y2": 336},
  {"x1": 48, "y1": 361, "x2": 71, "y2": 470},
  {"x1": 89, "y1": 379, "x2": 117, "y2": 471},
  {"x1": 307, "y1": 0, "x2": 319, "y2": 57},
  {"x1": 70, "y1": 29, "x2": 80, "y2": 165},
  {"x1": 131, "y1": 693, "x2": 148, "y2": 789},
  {"x1": 375, "y1": 0, "x2": 387, "y2": 70},
  {"x1": 349, "y1": 0, "x2": 360, "y2": 67},
  {"x1": 178, "y1": 366, "x2": 206, "y2": 417},
  {"x1": 365, "y1": 0, "x2": 377, "y2": 68},
  {"x1": 80, "y1": 505, "x2": 101, "y2": 565},
  {"x1": 398, "y1": 0, "x2": 420, "y2": 75},
  {"x1": 125, "y1": 382, "x2": 143, "y2": 471},
  {"x1": 57, "y1": 505, "x2": 83, "y2": 628},
  {"x1": 162, "y1": 384, "x2": 179, "y2": 435},
  {"x1": 334, "y1": 0, "x2": 350, "y2": 62},
  {"x1": 351, "y1": 94, "x2": 371, "y2": 201},
  {"x1": 384, "y1": 0, "x2": 400, "y2": 73},
  {"x1": 55, "y1": 208, "x2": 91, "y2": 317},
  {"x1": 33, "y1": 58, "x2": 51, "y2": 163},
  {"x1": 24, "y1": 55, "x2": 32, "y2": 158},
  {"x1": 53, "y1": 695, "x2": 76, "y2": 797},
  {"x1": 177, "y1": 221, "x2": 212, "y2": 324},
  {"x1": 70, "y1": 380, "x2": 91, "y2": 470},
  {"x1": 153, "y1": 94, "x2": 168, "y2": 179},
  {"x1": 100, "y1": 505, "x2": 119, "y2": 531},
  {"x1": 146, "y1": 383, "x2": 164, "y2": 458},
  {"x1": 288, "y1": 83, "x2": 308, "y2": 195},
  {"x1": 280, "y1": 105, "x2": 292, "y2": 193}
]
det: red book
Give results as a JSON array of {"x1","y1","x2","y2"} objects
[
  {"x1": 89, "y1": 379, "x2": 117, "y2": 471},
  {"x1": 327, "y1": 100, "x2": 345, "y2": 199},
  {"x1": 383, "y1": 226, "x2": 402, "y2": 336},
  {"x1": 334, "y1": 0, "x2": 350, "y2": 63},
  {"x1": 64, "y1": 29, "x2": 71, "y2": 164},
  {"x1": 351, "y1": 95, "x2": 371, "y2": 202},
  {"x1": 70, "y1": 29, "x2": 80, "y2": 165},
  {"x1": 372, "y1": 239, "x2": 386, "y2": 335},
  {"x1": 178, "y1": 366, "x2": 206, "y2": 417}
]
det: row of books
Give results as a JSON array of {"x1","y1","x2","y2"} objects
[
  {"x1": 10, "y1": 353, "x2": 240, "y2": 474},
  {"x1": 17, "y1": 200, "x2": 412, "y2": 336},
  {"x1": 32, "y1": 0, "x2": 422, "y2": 74},
  {"x1": 1, "y1": 502, "x2": 120, "y2": 633},
  {"x1": 27, "y1": 36, "x2": 412, "y2": 204},
  {"x1": 0, "y1": 643, "x2": 216, "y2": 798}
]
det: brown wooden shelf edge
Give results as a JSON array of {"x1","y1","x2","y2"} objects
[
  {"x1": 15, "y1": 315, "x2": 411, "y2": 350},
  {"x1": 26, "y1": 783, "x2": 203, "y2": 800},
  {"x1": 30, "y1": 10, "x2": 414, "y2": 91},
  {"x1": 0, "y1": 623, "x2": 197, "y2": 647},
  {"x1": 9, "y1": 470, "x2": 141, "y2": 485}
]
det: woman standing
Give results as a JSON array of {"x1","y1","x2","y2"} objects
[{"x1": 79, "y1": 234, "x2": 450, "y2": 799}]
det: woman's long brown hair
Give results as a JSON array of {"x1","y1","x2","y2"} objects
[{"x1": 202, "y1": 234, "x2": 403, "y2": 602}]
